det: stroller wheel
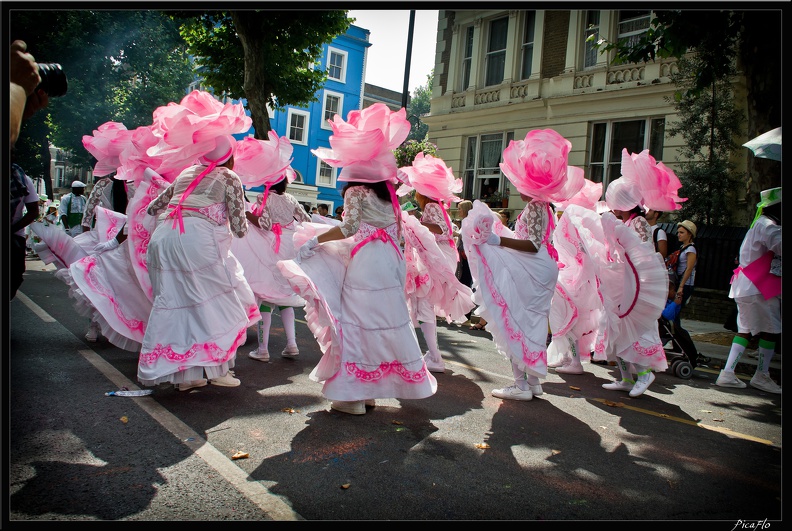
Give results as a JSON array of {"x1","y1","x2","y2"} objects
[{"x1": 673, "y1": 360, "x2": 693, "y2": 380}]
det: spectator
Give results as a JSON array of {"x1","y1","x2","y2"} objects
[
  {"x1": 645, "y1": 208, "x2": 668, "y2": 260},
  {"x1": 58, "y1": 180, "x2": 88, "y2": 237},
  {"x1": 10, "y1": 39, "x2": 47, "y2": 149},
  {"x1": 716, "y1": 188, "x2": 781, "y2": 394},
  {"x1": 671, "y1": 220, "x2": 701, "y2": 364},
  {"x1": 311, "y1": 206, "x2": 318, "y2": 214},
  {"x1": 10, "y1": 162, "x2": 40, "y2": 300},
  {"x1": 334, "y1": 205, "x2": 344, "y2": 220},
  {"x1": 317, "y1": 203, "x2": 329, "y2": 217},
  {"x1": 455, "y1": 200, "x2": 474, "y2": 292}
]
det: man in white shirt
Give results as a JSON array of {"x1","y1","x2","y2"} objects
[
  {"x1": 645, "y1": 208, "x2": 668, "y2": 260},
  {"x1": 58, "y1": 180, "x2": 88, "y2": 236}
]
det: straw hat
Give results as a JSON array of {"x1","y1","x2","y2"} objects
[{"x1": 677, "y1": 219, "x2": 697, "y2": 238}]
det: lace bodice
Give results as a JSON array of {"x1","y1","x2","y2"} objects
[
  {"x1": 421, "y1": 202, "x2": 453, "y2": 244},
  {"x1": 147, "y1": 165, "x2": 248, "y2": 238},
  {"x1": 626, "y1": 215, "x2": 652, "y2": 243},
  {"x1": 256, "y1": 191, "x2": 311, "y2": 230},
  {"x1": 338, "y1": 185, "x2": 397, "y2": 238},
  {"x1": 514, "y1": 200, "x2": 549, "y2": 249}
]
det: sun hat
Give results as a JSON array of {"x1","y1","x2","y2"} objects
[
  {"x1": 71, "y1": 180, "x2": 86, "y2": 188},
  {"x1": 677, "y1": 219, "x2": 697, "y2": 238},
  {"x1": 39, "y1": 194, "x2": 48, "y2": 202}
]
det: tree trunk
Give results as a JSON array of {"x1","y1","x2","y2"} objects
[
  {"x1": 739, "y1": 12, "x2": 781, "y2": 204},
  {"x1": 230, "y1": 11, "x2": 272, "y2": 140}
]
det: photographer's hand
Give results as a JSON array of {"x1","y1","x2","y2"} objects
[{"x1": 10, "y1": 40, "x2": 41, "y2": 148}]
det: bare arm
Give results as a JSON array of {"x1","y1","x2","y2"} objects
[
  {"x1": 496, "y1": 235, "x2": 538, "y2": 253},
  {"x1": 317, "y1": 225, "x2": 346, "y2": 244}
]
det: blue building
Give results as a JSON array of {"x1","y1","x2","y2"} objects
[{"x1": 248, "y1": 23, "x2": 371, "y2": 213}]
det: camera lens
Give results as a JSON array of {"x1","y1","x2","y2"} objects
[{"x1": 37, "y1": 63, "x2": 68, "y2": 97}]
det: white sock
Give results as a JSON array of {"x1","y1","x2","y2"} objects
[
  {"x1": 280, "y1": 306, "x2": 297, "y2": 347},
  {"x1": 617, "y1": 357, "x2": 634, "y2": 383},
  {"x1": 724, "y1": 339, "x2": 747, "y2": 373},
  {"x1": 420, "y1": 321, "x2": 441, "y2": 360},
  {"x1": 511, "y1": 362, "x2": 529, "y2": 391},
  {"x1": 257, "y1": 307, "x2": 272, "y2": 352},
  {"x1": 526, "y1": 374, "x2": 540, "y2": 386},
  {"x1": 634, "y1": 364, "x2": 651, "y2": 382},
  {"x1": 756, "y1": 341, "x2": 775, "y2": 376}
]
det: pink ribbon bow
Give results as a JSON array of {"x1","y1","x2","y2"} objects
[{"x1": 351, "y1": 228, "x2": 402, "y2": 259}]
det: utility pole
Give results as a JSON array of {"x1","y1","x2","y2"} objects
[{"x1": 401, "y1": 10, "x2": 415, "y2": 109}]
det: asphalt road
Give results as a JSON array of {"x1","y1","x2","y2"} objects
[{"x1": 7, "y1": 261, "x2": 783, "y2": 524}]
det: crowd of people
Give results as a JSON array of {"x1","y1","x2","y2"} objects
[{"x1": 14, "y1": 46, "x2": 781, "y2": 409}]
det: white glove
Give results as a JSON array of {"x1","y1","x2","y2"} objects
[
  {"x1": 294, "y1": 237, "x2": 319, "y2": 264},
  {"x1": 487, "y1": 232, "x2": 501, "y2": 246},
  {"x1": 93, "y1": 238, "x2": 120, "y2": 254}
]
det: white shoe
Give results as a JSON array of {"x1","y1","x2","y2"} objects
[
  {"x1": 248, "y1": 348, "x2": 270, "y2": 362},
  {"x1": 750, "y1": 372, "x2": 781, "y2": 394},
  {"x1": 210, "y1": 373, "x2": 241, "y2": 387},
  {"x1": 602, "y1": 380, "x2": 634, "y2": 392},
  {"x1": 715, "y1": 370, "x2": 747, "y2": 389},
  {"x1": 555, "y1": 362, "x2": 584, "y2": 375},
  {"x1": 491, "y1": 385, "x2": 533, "y2": 401},
  {"x1": 529, "y1": 384, "x2": 543, "y2": 397},
  {"x1": 281, "y1": 345, "x2": 299, "y2": 358},
  {"x1": 629, "y1": 372, "x2": 656, "y2": 397},
  {"x1": 177, "y1": 379, "x2": 208, "y2": 392},
  {"x1": 330, "y1": 400, "x2": 366, "y2": 415},
  {"x1": 85, "y1": 322, "x2": 101, "y2": 342},
  {"x1": 424, "y1": 351, "x2": 445, "y2": 373}
]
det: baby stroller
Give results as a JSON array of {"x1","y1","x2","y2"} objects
[{"x1": 658, "y1": 316, "x2": 699, "y2": 379}]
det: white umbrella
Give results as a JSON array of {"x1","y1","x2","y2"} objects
[{"x1": 743, "y1": 126, "x2": 782, "y2": 161}]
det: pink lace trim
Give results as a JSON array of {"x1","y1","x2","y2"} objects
[
  {"x1": 139, "y1": 326, "x2": 247, "y2": 366},
  {"x1": 342, "y1": 360, "x2": 430, "y2": 383},
  {"x1": 82, "y1": 256, "x2": 146, "y2": 335},
  {"x1": 552, "y1": 284, "x2": 578, "y2": 337},
  {"x1": 631, "y1": 341, "x2": 665, "y2": 360}
]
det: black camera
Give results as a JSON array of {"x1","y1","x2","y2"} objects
[{"x1": 36, "y1": 63, "x2": 68, "y2": 97}]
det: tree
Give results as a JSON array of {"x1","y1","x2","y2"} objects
[
  {"x1": 172, "y1": 11, "x2": 351, "y2": 139},
  {"x1": 592, "y1": 10, "x2": 781, "y2": 218},
  {"x1": 406, "y1": 70, "x2": 433, "y2": 141},
  {"x1": 11, "y1": 10, "x2": 195, "y2": 198}
]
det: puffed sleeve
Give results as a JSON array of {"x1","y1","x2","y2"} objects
[
  {"x1": 146, "y1": 185, "x2": 174, "y2": 216},
  {"x1": 223, "y1": 169, "x2": 248, "y2": 238},
  {"x1": 337, "y1": 186, "x2": 365, "y2": 237}
]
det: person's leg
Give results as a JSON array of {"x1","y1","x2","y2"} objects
[
  {"x1": 556, "y1": 338, "x2": 584, "y2": 374},
  {"x1": 249, "y1": 303, "x2": 272, "y2": 361},
  {"x1": 716, "y1": 334, "x2": 749, "y2": 388},
  {"x1": 492, "y1": 361, "x2": 533, "y2": 400},
  {"x1": 629, "y1": 364, "x2": 656, "y2": 397},
  {"x1": 602, "y1": 357, "x2": 635, "y2": 391},
  {"x1": 280, "y1": 306, "x2": 299, "y2": 357},
  {"x1": 750, "y1": 333, "x2": 781, "y2": 393},
  {"x1": 420, "y1": 319, "x2": 445, "y2": 373}
]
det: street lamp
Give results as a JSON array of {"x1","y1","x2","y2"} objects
[{"x1": 401, "y1": 10, "x2": 416, "y2": 109}]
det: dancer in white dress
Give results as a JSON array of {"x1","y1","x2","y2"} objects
[
  {"x1": 138, "y1": 135, "x2": 260, "y2": 390},
  {"x1": 233, "y1": 174, "x2": 311, "y2": 362},
  {"x1": 278, "y1": 103, "x2": 437, "y2": 415},
  {"x1": 461, "y1": 129, "x2": 585, "y2": 401}
]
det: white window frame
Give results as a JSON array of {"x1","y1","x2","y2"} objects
[
  {"x1": 616, "y1": 10, "x2": 651, "y2": 49},
  {"x1": 321, "y1": 90, "x2": 344, "y2": 129},
  {"x1": 287, "y1": 108, "x2": 310, "y2": 146},
  {"x1": 316, "y1": 160, "x2": 337, "y2": 188},
  {"x1": 462, "y1": 131, "x2": 514, "y2": 200},
  {"x1": 520, "y1": 11, "x2": 536, "y2": 81},
  {"x1": 327, "y1": 47, "x2": 347, "y2": 83},
  {"x1": 484, "y1": 16, "x2": 509, "y2": 87},
  {"x1": 460, "y1": 25, "x2": 474, "y2": 91},
  {"x1": 582, "y1": 10, "x2": 601, "y2": 69},
  {"x1": 588, "y1": 117, "x2": 666, "y2": 192}
]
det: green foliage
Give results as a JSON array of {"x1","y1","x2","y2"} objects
[
  {"x1": 406, "y1": 70, "x2": 433, "y2": 141},
  {"x1": 666, "y1": 55, "x2": 742, "y2": 226},
  {"x1": 394, "y1": 138, "x2": 438, "y2": 168},
  {"x1": 11, "y1": 10, "x2": 194, "y2": 182}
]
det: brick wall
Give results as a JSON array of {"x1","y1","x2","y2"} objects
[
  {"x1": 438, "y1": 11, "x2": 454, "y2": 95},
  {"x1": 683, "y1": 288, "x2": 734, "y2": 325},
  {"x1": 541, "y1": 11, "x2": 570, "y2": 79}
]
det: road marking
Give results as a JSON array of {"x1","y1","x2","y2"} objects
[{"x1": 17, "y1": 292, "x2": 302, "y2": 521}]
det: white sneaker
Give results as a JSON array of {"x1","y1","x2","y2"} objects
[
  {"x1": 330, "y1": 400, "x2": 366, "y2": 415},
  {"x1": 248, "y1": 348, "x2": 270, "y2": 362},
  {"x1": 750, "y1": 372, "x2": 781, "y2": 394},
  {"x1": 529, "y1": 384, "x2": 543, "y2": 397},
  {"x1": 210, "y1": 373, "x2": 241, "y2": 387},
  {"x1": 491, "y1": 385, "x2": 533, "y2": 401},
  {"x1": 423, "y1": 351, "x2": 445, "y2": 373},
  {"x1": 602, "y1": 380, "x2": 634, "y2": 392},
  {"x1": 629, "y1": 372, "x2": 656, "y2": 397},
  {"x1": 555, "y1": 361, "x2": 584, "y2": 375},
  {"x1": 281, "y1": 345, "x2": 299, "y2": 358},
  {"x1": 715, "y1": 370, "x2": 747, "y2": 389},
  {"x1": 85, "y1": 322, "x2": 101, "y2": 342},
  {"x1": 177, "y1": 379, "x2": 208, "y2": 392}
]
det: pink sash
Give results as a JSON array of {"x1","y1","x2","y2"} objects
[{"x1": 735, "y1": 250, "x2": 781, "y2": 300}]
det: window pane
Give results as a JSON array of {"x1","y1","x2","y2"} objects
[
  {"x1": 521, "y1": 11, "x2": 536, "y2": 79},
  {"x1": 485, "y1": 17, "x2": 508, "y2": 86},
  {"x1": 328, "y1": 51, "x2": 343, "y2": 80},
  {"x1": 649, "y1": 118, "x2": 665, "y2": 160},
  {"x1": 462, "y1": 26, "x2": 474, "y2": 89},
  {"x1": 479, "y1": 133, "x2": 503, "y2": 171},
  {"x1": 289, "y1": 114, "x2": 305, "y2": 142},
  {"x1": 486, "y1": 52, "x2": 506, "y2": 86},
  {"x1": 324, "y1": 95, "x2": 340, "y2": 122},
  {"x1": 488, "y1": 17, "x2": 508, "y2": 52},
  {"x1": 617, "y1": 10, "x2": 651, "y2": 48},
  {"x1": 583, "y1": 10, "x2": 601, "y2": 68},
  {"x1": 610, "y1": 120, "x2": 645, "y2": 161}
]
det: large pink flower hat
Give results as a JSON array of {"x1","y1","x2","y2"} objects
[
  {"x1": 604, "y1": 175, "x2": 643, "y2": 211},
  {"x1": 233, "y1": 130, "x2": 295, "y2": 189},
  {"x1": 499, "y1": 129, "x2": 585, "y2": 203},
  {"x1": 146, "y1": 90, "x2": 252, "y2": 171},
  {"x1": 554, "y1": 178, "x2": 603, "y2": 211},
  {"x1": 620, "y1": 148, "x2": 686, "y2": 211},
  {"x1": 82, "y1": 122, "x2": 133, "y2": 177},
  {"x1": 311, "y1": 102, "x2": 411, "y2": 184},
  {"x1": 396, "y1": 153, "x2": 462, "y2": 206}
]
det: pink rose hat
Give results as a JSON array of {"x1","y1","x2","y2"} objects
[
  {"x1": 619, "y1": 148, "x2": 686, "y2": 211},
  {"x1": 554, "y1": 179, "x2": 603, "y2": 212},
  {"x1": 396, "y1": 152, "x2": 462, "y2": 205},
  {"x1": 499, "y1": 129, "x2": 585, "y2": 203},
  {"x1": 233, "y1": 131, "x2": 296, "y2": 214}
]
